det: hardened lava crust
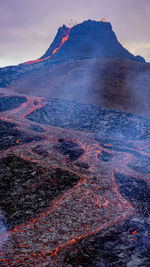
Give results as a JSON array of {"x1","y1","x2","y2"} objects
[{"x1": 0, "y1": 90, "x2": 150, "y2": 266}]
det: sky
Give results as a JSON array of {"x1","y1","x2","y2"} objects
[{"x1": 0, "y1": 0, "x2": 150, "y2": 67}]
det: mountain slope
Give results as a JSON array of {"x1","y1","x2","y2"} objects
[
  {"x1": 40, "y1": 24, "x2": 70, "y2": 59},
  {"x1": 47, "y1": 20, "x2": 145, "y2": 63},
  {"x1": 1, "y1": 19, "x2": 150, "y2": 117},
  {"x1": 8, "y1": 58, "x2": 150, "y2": 117},
  {"x1": 0, "y1": 19, "x2": 145, "y2": 88}
]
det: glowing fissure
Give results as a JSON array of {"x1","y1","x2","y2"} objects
[{"x1": 24, "y1": 28, "x2": 71, "y2": 65}]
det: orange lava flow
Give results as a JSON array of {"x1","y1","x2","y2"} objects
[
  {"x1": 1, "y1": 90, "x2": 149, "y2": 265},
  {"x1": 0, "y1": 171, "x2": 133, "y2": 266},
  {"x1": 24, "y1": 29, "x2": 70, "y2": 65},
  {"x1": 0, "y1": 122, "x2": 134, "y2": 266}
]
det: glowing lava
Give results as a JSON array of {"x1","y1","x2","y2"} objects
[
  {"x1": 24, "y1": 28, "x2": 70, "y2": 65},
  {"x1": 0, "y1": 101, "x2": 134, "y2": 265},
  {"x1": 0, "y1": 88, "x2": 150, "y2": 266}
]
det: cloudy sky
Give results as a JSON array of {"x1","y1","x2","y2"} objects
[{"x1": 0, "y1": 0, "x2": 150, "y2": 67}]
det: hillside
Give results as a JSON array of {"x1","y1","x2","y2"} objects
[
  {"x1": 1, "y1": 19, "x2": 150, "y2": 117},
  {"x1": 8, "y1": 58, "x2": 150, "y2": 117}
]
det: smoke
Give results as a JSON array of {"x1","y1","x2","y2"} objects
[
  {"x1": 126, "y1": 67, "x2": 150, "y2": 118},
  {"x1": 54, "y1": 59, "x2": 104, "y2": 104},
  {"x1": 48, "y1": 21, "x2": 108, "y2": 105}
]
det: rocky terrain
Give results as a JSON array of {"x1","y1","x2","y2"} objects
[
  {"x1": 0, "y1": 19, "x2": 150, "y2": 266},
  {"x1": 0, "y1": 87, "x2": 149, "y2": 266}
]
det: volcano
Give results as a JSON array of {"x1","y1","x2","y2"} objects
[
  {"x1": 1, "y1": 20, "x2": 150, "y2": 117},
  {"x1": 39, "y1": 20, "x2": 145, "y2": 63},
  {"x1": 0, "y1": 20, "x2": 150, "y2": 266}
]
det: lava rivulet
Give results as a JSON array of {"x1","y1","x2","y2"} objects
[
  {"x1": 0, "y1": 88, "x2": 150, "y2": 266},
  {"x1": 24, "y1": 28, "x2": 71, "y2": 65},
  {"x1": 0, "y1": 167, "x2": 133, "y2": 266},
  {"x1": 0, "y1": 126, "x2": 133, "y2": 265}
]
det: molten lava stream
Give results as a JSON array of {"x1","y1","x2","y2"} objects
[
  {"x1": 0, "y1": 165, "x2": 134, "y2": 266},
  {"x1": 0, "y1": 117, "x2": 136, "y2": 265},
  {"x1": 8, "y1": 97, "x2": 45, "y2": 120},
  {"x1": 24, "y1": 28, "x2": 70, "y2": 65}
]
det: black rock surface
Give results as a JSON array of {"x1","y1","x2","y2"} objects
[
  {"x1": 115, "y1": 173, "x2": 150, "y2": 215},
  {"x1": 26, "y1": 98, "x2": 150, "y2": 141},
  {"x1": 0, "y1": 96, "x2": 27, "y2": 112},
  {"x1": 0, "y1": 155, "x2": 80, "y2": 229},
  {"x1": 29, "y1": 124, "x2": 45, "y2": 133},
  {"x1": 0, "y1": 120, "x2": 42, "y2": 151},
  {"x1": 98, "y1": 150, "x2": 114, "y2": 162},
  {"x1": 56, "y1": 138, "x2": 84, "y2": 161}
]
